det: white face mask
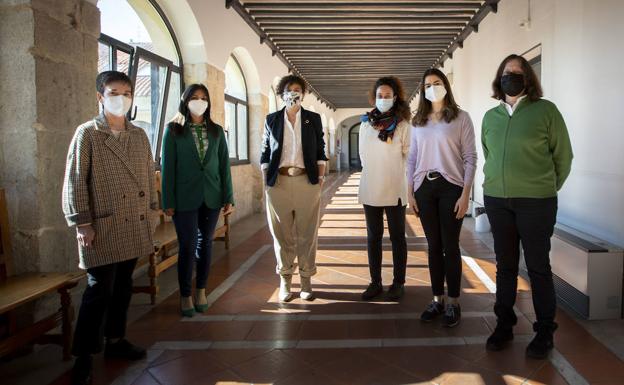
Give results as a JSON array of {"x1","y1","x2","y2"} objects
[
  {"x1": 188, "y1": 99, "x2": 208, "y2": 117},
  {"x1": 283, "y1": 91, "x2": 302, "y2": 108},
  {"x1": 375, "y1": 98, "x2": 395, "y2": 113},
  {"x1": 103, "y1": 95, "x2": 132, "y2": 117},
  {"x1": 424, "y1": 85, "x2": 447, "y2": 103}
]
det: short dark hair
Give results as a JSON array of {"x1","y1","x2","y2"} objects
[
  {"x1": 96, "y1": 71, "x2": 134, "y2": 95},
  {"x1": 492, "y1": 54, "x2": 543, "y2": 101},
  {"x1": 276, "y1": 75, "x2": 307, "y2": 96},
  {"x1": 368, "y1": 76, "x2": 411, "y2": 122},
  {"x1": 412, "y1": 68, "x2": 460, "y2": 127}
]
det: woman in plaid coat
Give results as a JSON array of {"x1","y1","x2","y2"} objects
[{"x1": 62, "y1": 71, "x2": 158, "y2": 385}]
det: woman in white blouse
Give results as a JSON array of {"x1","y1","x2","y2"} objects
[{"x1": 358, "y1": 76, "x2": 411, "y2": 301}]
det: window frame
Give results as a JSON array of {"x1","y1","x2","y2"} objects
[
  {"x1": 97, "y1": 0, "x2": 185, "y2": 169},
  {"x1": 224, "y1": 55, "x2": 250, "y2": 165}
]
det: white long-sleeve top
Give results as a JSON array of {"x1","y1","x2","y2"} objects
[{"x1": 357, "y1": 119, "x2": 411, "y2": 207}]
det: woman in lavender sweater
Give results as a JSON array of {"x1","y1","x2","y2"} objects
[{"x1": 407, "y1": 68, "x2": 477, "y2": 327}]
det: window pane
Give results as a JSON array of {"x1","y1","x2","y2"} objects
[
  {"x1": 224, "y1": 57, "x2": 247, "y2": 101},
  {"x1": 164, "y1": 71, "x2": 181, "y2": 124},
  {"x1": 132, "y1": 58, "x2": 167, "y2": 155},
  {"x1": 98, "y1": 0, "x2": 179, "y2": 65},
  {"x1": 116, "y1": 49, "x2": 131, "y2": 74},
  {"x1": 98, "y1": 42, "x2": 111, "y2": 72},
  {"x1": 237, "y1": 104, "x2": 248, "y2": 161},
  {"x1": 224, "y1": 101, "x2": 237, "y2": 159}
]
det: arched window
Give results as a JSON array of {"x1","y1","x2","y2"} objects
[
  {"x1": 268, "y1": 86, "x2": 277, "y2": 113},
  {"x1": 97, "y1": 0, "x2": 183, "y2": 164},
  {"x1": 224, "y1": 56, "x2": 249, "y2": 163}
]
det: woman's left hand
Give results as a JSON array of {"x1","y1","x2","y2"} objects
[
  {"x1": 223, "y1": 203, "x2": 233, "y2": 215},
  {"x1": 454, "y1": 195, "x2": 470, "y2": 220}
]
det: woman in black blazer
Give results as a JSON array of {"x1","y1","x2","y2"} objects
[{"x1": 261, "y1": 75, "x2": 328, "y2": 302}]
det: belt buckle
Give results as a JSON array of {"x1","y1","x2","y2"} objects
[
  {"x1": 426, "y1": 171, "x2": 441, "y2": 181},
  {"x1": 288, "y1": 167, "x2": 296, "y2": 176}
]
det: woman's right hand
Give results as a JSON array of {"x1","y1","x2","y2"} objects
[
  {"x1": 165, "y1": 208, "x2": 175, "y2": 217},
  {"x1": 76, "y1": 224, "x2": 95, "y2": 247},
  {"x1": 408, "y1": 195, "x2": 419, "y2": 216}
]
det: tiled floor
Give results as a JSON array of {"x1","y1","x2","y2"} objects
[{"x1": 5, "y1": 172, "x2": 624, "y2": 384}]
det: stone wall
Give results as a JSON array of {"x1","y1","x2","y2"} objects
[{"x1": 0, "y1": 0, "x2": 99, "y2": 273}]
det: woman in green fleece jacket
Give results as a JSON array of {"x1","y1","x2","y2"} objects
[
  {"x1": 161, "y1": 83, "x2": 234, "y2": 317},
  {"x1": 481, "y1": 54, "x2": 573, "y2": 359}
]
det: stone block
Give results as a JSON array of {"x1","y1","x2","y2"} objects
[
  {"x1": 32, "y1": 8, "x2": 85, "y2": 65},
  {"x1": 79, "y1": 0, "x2": 99, "y2": 38}
]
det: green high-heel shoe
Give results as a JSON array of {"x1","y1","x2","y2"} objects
[
  {"x1": 181, "y1": 307, "x2": 196, "y2": 317},
  {"x1": 194, "y1": 303, "x2": 209, "y2": 313}
]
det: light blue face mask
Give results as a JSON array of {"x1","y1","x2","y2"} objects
[{"x1": 376, "y1": 98, "x2": 395, "y2": 113}]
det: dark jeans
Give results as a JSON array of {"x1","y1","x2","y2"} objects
[
  {"x1": 484, "y1": 195, "x2": 558, "y2": 329},
  {"x1": 72, "y1": 258, "x2": 138, "y2": 356},
  {"x1": 414, "y1": 177, "x2": 464, "y2": 298},
  {"x1": 172, "y1": 203, "x2": 221, "y2": 297},
  {"x1": 363, "y1": 200, "x2": 407, "y2": 285}
]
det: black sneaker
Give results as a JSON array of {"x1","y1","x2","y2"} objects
[
  {"x1": 486, "y1": 326, "x2": 514, "y2": 351},
  {"x1": 361, "y1": 282, "x2": 383, "y2": 300},
  {"x1": 386, "y1": 283, "x2": 405, "y2": 301},
  {"x1": 526, "y1": 322, "x2": 557, "y2": 359},
  {"x1": 442, "y1": 303, "x2": 461, "y2": 328},
  {"x1": 70, "y1": 355, "x2": 92, "y2": 385},
  {"x1": 104, "y1": 339, "x2": 146, "y2": 361},
  {"x1": 420, "y1": 301, "x2": 445, "y2": 322}
]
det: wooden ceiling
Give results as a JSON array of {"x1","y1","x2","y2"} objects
[{"x1": 228, "y1": 0, "x2": 500, "y2": 109}]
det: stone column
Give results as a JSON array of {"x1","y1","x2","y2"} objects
[{"x1": 0, "y1": 0, "x2": 99, "y2": 273}]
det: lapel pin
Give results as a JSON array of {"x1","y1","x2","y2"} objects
[{"x1": 305, "y1": 120, "x2": 310, "y2": 124}]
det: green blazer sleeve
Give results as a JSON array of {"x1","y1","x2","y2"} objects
[
  {"x1": 218, "y1": 128, "x2": 234, "y2": 205},
  {"x1": 548, "y1": 106, "x2": 573, "y2": 190},
  {"x1": 161, "y1": 124, "x2": 176, "y2": 210}
]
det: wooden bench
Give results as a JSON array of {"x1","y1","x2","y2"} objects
[
  {"x1": 0, "y1": 188, "x2": 84, "y2": 361},
  {"x1": 133, "y1": 172, "x2": 234, "y2": 304}
]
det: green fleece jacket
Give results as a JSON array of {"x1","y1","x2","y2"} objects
[{"x1": 481, "y1": 98, "x2": 573, "y2": 198}]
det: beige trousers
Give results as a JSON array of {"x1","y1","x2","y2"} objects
[{"x1": 266, "y1": 174, "x2": 322, "y2": 278}]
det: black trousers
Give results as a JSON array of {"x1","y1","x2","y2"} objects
[
  {"x1": 484, "y1": 195, "x2": 558, "y2": 329},
  {"x1": 72, "y1": 258, "x2": 138, "y2": 356},
  {"x1": 414, "y1": 177, "x2": 464, "y2": 298},
  {"x1": 363, "y1": 201, "x2": 407, "y2": 285}
]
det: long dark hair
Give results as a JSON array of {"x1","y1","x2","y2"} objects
[
  {"x1": 412, "y1": 68, "x2": 459, "y2": 127},
  {"x1": 170, "y1": 83, "x2": 219, "y2": 137},
  {"x1": 491, "y1": 54, "x2": 543, "y2": 101},
  {"x1": 368, "y1": 76, "x2": 411, "y2": 122}
]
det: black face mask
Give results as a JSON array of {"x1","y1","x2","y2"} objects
[{"x1": 501, "y1": 73, "x2": 525, "y2": 97}]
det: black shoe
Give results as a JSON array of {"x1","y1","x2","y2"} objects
[
  {"x1": 526, "y1": 322, "x2": 557, "y2": 359},
  {"x1": 442, "y1": 303, "x2": 461, "y2": 328},
  {"x1": 70, "y1": 355, "x2": 92, "y2": 385},
  {"x1": 361, "y1": 282, "x2": 383, "y2": 300},
  {"x1": 420, "y1": 300, "x2": 445, "y2": 322},
  {"x1": 386, "y1": 283, "x2": 405, "y2": 301},
  {"x1": 486, "y1": 326, "x2": 514, "y2": 351},
  {"x1": 104, "y1": 339, "x2": 146, "y2": 361}
]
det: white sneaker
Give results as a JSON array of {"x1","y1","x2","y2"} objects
[
  {"x1": 279, "y1": 275, "x2": 293, "y2": 302},
  {"x1": 300, "y1": 276, "x2": 314, "y2": 301}
]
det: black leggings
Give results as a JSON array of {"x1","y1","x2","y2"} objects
[
  {"x1": 414, "y1": 178, "x2": 464, "y2": 298},
  {"x1": 363, "y1": 201, "x2": 407, "y2": 285}
]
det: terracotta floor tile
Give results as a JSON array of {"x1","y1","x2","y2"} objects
[
  {"x1": 197, "y1": 320, "x2": 255, "y2": 341},
  {"x1": 525, "y1": 361, "x2": 570, "y2": 385},
  {"x1": 230, "y1": 349, "x2": 310, "y2": 383},
  {"x1": 148, "y1": 351, "x2": 227, "y2": 385},
  {"x1": 472, "y1": 342, "x2": 544, "y2": 379},
  {"x1": 245, "y1": 320, "x2": 303, "y2": 341},
  {"x1": 298, "y1": 320, "x2": 351, "y2": 339}
]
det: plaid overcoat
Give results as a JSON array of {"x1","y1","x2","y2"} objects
[{"x1": 62, "y1": 113, "x2": 158, "y2": 269}]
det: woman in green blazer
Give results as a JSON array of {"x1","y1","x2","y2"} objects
[{"x1": 161, "y1": 83, "x2": 234, "y2": 317}]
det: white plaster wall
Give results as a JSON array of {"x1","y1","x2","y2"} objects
[{"x1": 441, "y1": 0, "x2": 624, "y2": 246}]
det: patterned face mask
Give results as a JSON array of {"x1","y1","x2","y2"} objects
[{"x1": 282, "y1": 91, "x2": 302, "y2": 108}]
